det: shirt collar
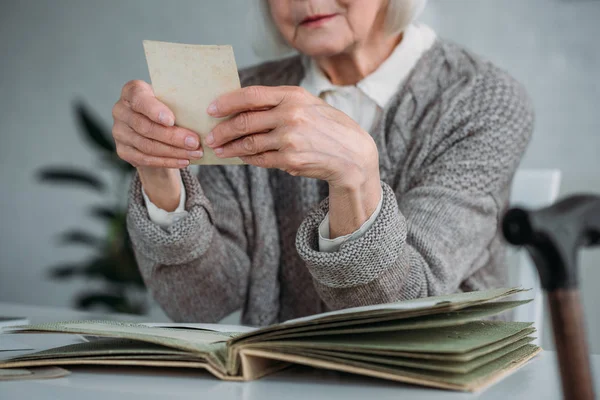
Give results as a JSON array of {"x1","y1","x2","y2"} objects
[
  {"x1": 300, "y1": 54, "x2": 339, "y2": 98},
  {"x1": 301, "y1": 23, "x2": 436, "y2": 108}
]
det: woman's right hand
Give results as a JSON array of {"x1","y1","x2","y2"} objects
[
  {"x1": 112, "y1": 80, "x2": 204, "y2": 168},
  {"x1": 112, "y1": 80, "x2": 203, "y2": 210}
]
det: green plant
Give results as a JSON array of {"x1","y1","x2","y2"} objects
[{"x1": 37, "y1": 100, "x2": 147, "y2": 314}]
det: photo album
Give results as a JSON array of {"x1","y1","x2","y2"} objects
[{"x1": 0, "y1": 287, "x2": 540, "y2": 392}]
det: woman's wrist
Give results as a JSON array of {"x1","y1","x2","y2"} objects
[
  {"x1": 328, "y1": 168, "x2": 382, "y2": 239},
  {"x1": 138, "y1": 167, "x2": 182, "y2": 212}
]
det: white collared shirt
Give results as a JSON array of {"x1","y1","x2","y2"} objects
[{"x1": 143, "y1": 23, "x2": 436, "y2": 252}]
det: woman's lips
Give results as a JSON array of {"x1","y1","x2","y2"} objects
[{"x1": 300, "y1": 14, "x2": 338, "y2": 28}]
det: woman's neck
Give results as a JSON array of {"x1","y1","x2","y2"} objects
[{"x1": 314, "y1": 32, "x2": 402, "y2": 86}]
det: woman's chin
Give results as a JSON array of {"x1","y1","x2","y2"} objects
[{"x1": 294, "y1": 39, "x2": 351, "y2": 58}]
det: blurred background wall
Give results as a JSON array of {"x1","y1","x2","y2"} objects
[{"x1": 0, "y1": 0, "x2": 599, "y2": 351}]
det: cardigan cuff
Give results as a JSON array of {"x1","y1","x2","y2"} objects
[
  {"x1": 318, "y1": 186, "x2": 383, "y2": 252},
  {"x1": 142, "y1": 170, "x2": 188, "y2": 229},
  {"x1": 127, "y1": 168, "x2": 215, "y2": 265},
  {"x1": 295, "y1": 181, "x2": 409, "y2": 288}
]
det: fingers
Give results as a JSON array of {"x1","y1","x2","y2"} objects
[
  {"x1": 239, "y1": 151, "x2": 285, "y2": 169},
  {"x1": 208, "y1": 85, "x2": 306, "y2": 118},
  {"x1": 214, "y1": 131, "x2": 282, "y2": 159},
  {"x1": 240, "y1": 151, "x2": 315, "y2": 178},
  {"x1": 116, "y1": 143, "x2": 191, "y2": 169},
  {"x1": 207, "y1": 109, "x2": 280, "y2": 148},
  {"x1": 112, "y1": 101, "x2": 200, "y2": 150},
  {"x1": 113, "y1": 121, "x2": 203, "y2": 161},
  {"x1": 121, "y1": 80, "x2": 175, "y2": 127},
  {"x1": 114, "y1": 80, "x2": 205, "y2": 169}
]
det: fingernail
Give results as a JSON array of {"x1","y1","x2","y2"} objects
[
  {"x1": 207, "y1": 102, "x2": 218, "y2": 115},
  {"x1": 158, "y1": 111, "x2": 174, "y2": 126},
  {"x1": 178, "y1": 159, "x2": 190, "y2": 166},
  {"x1": 205, "y1": 132, "x2": 214, "y2": 145},
  {"x1": 188, "y1": 150, "x2": 203, "y2": 159},
  {"x1": 214, "y1": 147, "x2": 223, "y2": 155},
  {"x1": 185, "y1": 136, "x2": 199, "y2": 149}
]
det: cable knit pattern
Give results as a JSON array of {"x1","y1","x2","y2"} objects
[{"x1": 127, "y1": 39, "x2": 533, "y2": 326}]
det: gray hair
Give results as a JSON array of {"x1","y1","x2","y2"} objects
[{"x1": 248, "y1": 0, "x2": 428, "y2": 59}]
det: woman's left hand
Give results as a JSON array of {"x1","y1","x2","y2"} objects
[
  {"x1": 206, "y1": 85, "x2": 382, "y2": 238},
  {"x1": 205, "y1": 85, "x2": 380, "y2": 192}
]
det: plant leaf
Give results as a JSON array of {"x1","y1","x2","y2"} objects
[
  {"x1": 47, "y1": 264, "x2": 84, "y2": 279},
  {"x1": 75, "y1": 293, "x2": 146, "y2": 314},
  {"x1": 37, "y1": 168, "x2": 106, "y2": 192},
  {"x1": 58, "y1": 230, "x2": 104, "y2": 248},
  {"x1": 47, "y1": 257, "x2": 111, "y2": 281},
  {"x1": 122, "y1": 231, "x2": 145, "y2": 287},
  {"x1": 91, "y1": 257, "x2": 141, "y2": 285},
  {"x1": 76, "y1": 293, "x2": 125, "y2": 311},
  {"x1": 74, "y1": 100, "x2": 115, "y2": 153},
  {"x1": 45, "y1": 253, "x2": 143, "y2": 287},
  {"x1": 89, "y1": 206, "x2": 118, "y2": 221},
  {"x1": 100, "y1": 154, "x2": 135, "y2": 173}
]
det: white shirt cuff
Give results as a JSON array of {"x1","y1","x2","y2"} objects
[
  {"x1": 318, "y1": 186, "x2": 383, "y2": 252},
  {"x1": 142, "y1": 171, "x2": 188, "y2": 229}
]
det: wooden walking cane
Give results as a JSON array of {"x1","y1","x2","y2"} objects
[{"x1": 503, "y1": 194, "x2": 599, "y2": 400}]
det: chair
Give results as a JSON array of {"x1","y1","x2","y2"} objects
[{"x1": 508, "y1": 169, "x2": 562, "y2": 345}]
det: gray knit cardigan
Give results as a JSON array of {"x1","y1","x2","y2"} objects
[{"x1": 127, "y1": 39, "x2": 533, "y2": 326}]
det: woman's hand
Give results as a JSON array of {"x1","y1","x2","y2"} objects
[
  {"x1": 112, "y1": 80, "x2": 204, "y2": 210},
  {"x1": 206, "y1": 85, "x2": 382, "y2": 237}
]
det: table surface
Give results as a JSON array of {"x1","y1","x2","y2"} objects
[{"x1": 1, "y1": 301, "x2": 599, "y2": 400}]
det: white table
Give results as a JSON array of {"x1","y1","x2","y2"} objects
[{"x1": 1, "y1": 301, "x2": 599, "y2": 400}]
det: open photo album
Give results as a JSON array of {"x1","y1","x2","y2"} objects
[{"x1": 0, "y1": 287, "x2": 540, "y2": 392}]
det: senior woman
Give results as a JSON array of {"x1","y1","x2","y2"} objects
[{"x1": 112, "y1": 0, "x2": 533, "y2": 326}]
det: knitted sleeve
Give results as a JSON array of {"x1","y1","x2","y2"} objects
[
  {"x1": 126, "y1": 166, "x2": 252, "y2": 322},
  {"x1": 295, "y1": 65, "x2": 534, "y2": 309}
]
